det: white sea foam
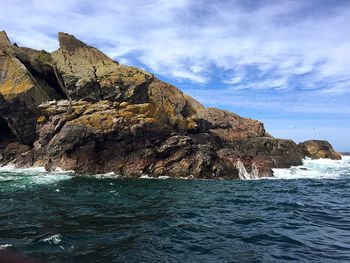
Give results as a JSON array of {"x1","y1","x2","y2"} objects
[
  {"x1": 0, "y1": 165, "x2": 47, "y2": 174},
  {"x1": 272, "y1": 156, "x2": 350, "y2": 180},
  {"x1": 157, "y1": 175, "x2": 171, "y2": 179},
  {"x1": 0, "y1": 165, "x2": 75, "y2": 175},
  {"x1": 139, "y1": 174, "x2": 152, "y2": 179},
  {"x1": 42, "y1": 234, "x2": 62, "y2": 245},
  {"x1": 91, "y1": 172, "x2": 120, "y2": 179},
  {"x1": 0, "y1": 244, "x2": 12, "y2": 250},
  {"x1": 29, "y1": 173, "x2": 72, "y2": 185},
  {"x1": 54, "y1": 167, "x2": 75, "y2": 174},
  {"x1": 1, "y1": 156, "x2": 348, "y2": 182},
  {"x1": 139, "y1": 174, "x2": 172, "y2": 179},
  {"x1": 0, "y1": 165, "x2": 73, "y2": 187}
]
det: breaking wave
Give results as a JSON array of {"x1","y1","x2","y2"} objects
[
  {"x1": 1, "y1": 157, "x2": 350, "y2": 262},
  {"x1": 0, "y1": 244, "x2": 12, "y2": 250},
  {"x1": 1, "y1": 156, "x2": 349, "y2": 184},
  {"x1": 42, "y1": 234, "x2": 62, "y2": 245},
  {"x1": 273, "y1": 156, "x2": 350, "y2": 180},
  {"x1": 0, "y1": 165, "x2": 74, "y2": 190}
]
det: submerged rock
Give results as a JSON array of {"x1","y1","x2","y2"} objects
[{"x1": 0, "y1": 31, "x2": 341, "y2": 178}]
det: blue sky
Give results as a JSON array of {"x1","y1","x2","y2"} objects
[{"x1": 1, "y1": 0, "x2": 349, "y2": 150}]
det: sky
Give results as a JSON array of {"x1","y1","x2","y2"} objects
[{"x1": 1, "y1": 0, "x2": 349, "y2": 151}]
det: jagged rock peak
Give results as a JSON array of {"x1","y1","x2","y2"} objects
[
  {"x1": 56, "y1": 32, "x2": 116, "y2": 63},
  {"x1": 58, "y1": 32, "x2": 87, "y2": 51},
  {"x1": 0, "y1": 30, "x2": 11, "y2": 47}
]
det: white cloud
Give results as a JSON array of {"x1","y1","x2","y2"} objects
[
  {"x1": 1, "y1": 0, "x2": 350, "y2": 106},
  {"x1": 1, "y1": 0, "x2": 349, "y2": 90},
  {"x1": 1, "y1": 0, "x2": 349, "y2": 148},
  {"x1": 183, "y1": 87, "x2": 350, "y2": 114},
  {"x1": 168, "y1": 69, "x2": 208, "y2": 84},
  {"x1": 223, "y1": 75, "x2": 242, "y2": 85}
]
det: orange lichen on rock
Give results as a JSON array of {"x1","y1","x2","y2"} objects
[
  {"x1": 36, "y1": 115, "x2": 47, "y2": 124},
  {"x1": 0, "y1": 56, "x2": 34, "y2": 99},
  {"x1": 70, "y1": 112, "x2": 116, "y2": 132},
  {"x1": 0, "y1": 78, "x2": 33, "y2": 99}
]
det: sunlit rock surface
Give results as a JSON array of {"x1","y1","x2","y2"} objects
[{"x1": 0, "y1": 31, "x2": 341, "y2": 178}]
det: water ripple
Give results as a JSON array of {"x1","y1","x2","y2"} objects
[{"x1": 0, "y1": 162, "x2": 350, "y2": 262}]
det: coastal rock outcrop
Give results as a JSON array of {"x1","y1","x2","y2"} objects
[
  {"x1": 0, "y1": 31, "x2": 341, "y2": 178},
  {"x1": 0, "y1": 31, "x2": 63, "y2": 144},
  {"x1": 300, "y1": 140, "x2": 342, "y2": 160}
]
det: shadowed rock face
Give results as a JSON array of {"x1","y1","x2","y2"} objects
[{"x1": 0, "y1": 31, "x2": 341, "y2": 178}]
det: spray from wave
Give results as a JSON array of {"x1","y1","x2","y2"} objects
[
  {"x1": 272, "y1": 156, "x2": 350, "y2": 180},
  {"x1": 0, "y1": 156, "x2": 349, "y2": 183},
  {"x1": 0, "y1": 166, "x2": 74, "y2": 190}
]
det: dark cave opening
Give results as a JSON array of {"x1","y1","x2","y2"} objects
[{"x1": 0, "y1": 117, "x2": 14, "y2": 142}]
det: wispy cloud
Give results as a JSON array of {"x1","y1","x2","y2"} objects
[
  {"x1": 1, "y1": 0, "x2": 349, "y2": 149},
  {"x1": 184, "y1": 87, "x2": 350, "y2": 115},
  {"x1": 2, "y1": 0, "x2": 350, "y2": 90}
]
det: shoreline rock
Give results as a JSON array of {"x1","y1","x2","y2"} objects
[
  {"x1": 0, "y1": 31, "x2": 341, "y2": 179},
  {"x1": 299, "y1": 140, "x2": 342, "y2": 160}
]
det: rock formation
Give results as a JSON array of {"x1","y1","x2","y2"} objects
[
  {"x1": 299, "y1": 140, "x2": 341, "y2": 160},
  {"x1": 0, "y1": 31, "x2": 341, "y2": 178}
]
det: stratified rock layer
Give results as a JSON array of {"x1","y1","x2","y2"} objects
[{"x1": 0, "y1": 31, "x2": 341, "y2": 178}]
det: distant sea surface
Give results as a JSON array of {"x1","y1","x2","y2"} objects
[{"x1": 0, "y1": 157, "x2": 349, "y2": 263}]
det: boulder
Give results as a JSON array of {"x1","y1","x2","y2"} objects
[{"x1": 300, "y1": 140, "x2": 341, "y2": 160}]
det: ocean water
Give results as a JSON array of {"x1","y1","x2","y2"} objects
[{"x1": 0, "y1": 157, "x2": 349, "y2": 263}]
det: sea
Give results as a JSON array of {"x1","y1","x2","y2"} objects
[{"x1": 0, "y1": 156, "x2": 349, "y2": 263}]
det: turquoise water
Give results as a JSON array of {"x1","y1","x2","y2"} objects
[{"x1": 0, "y1": 157, "x2": 350, "y2": 262}]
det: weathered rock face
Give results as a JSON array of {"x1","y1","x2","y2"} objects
[
  {"x1": 13, "y1": 100, "x2": 239, "y2": 178},
  {"x1": 0, "y1": 31, "x2": 63, "y2": 144},
  {"x1": 0, "y1": 31, "x2": 11, "y2": 48},
  {"x1": 148, "y1": 79, "x2": 205, "y2": 131},
  {"x1": 51, "y1": 33, "x2": 204, "y2": 132},
  {"x1": 0, "y1": 31, "x2": 342, "y2": 178},
  {"x1": 228, "y1": 137, "x2": 306, "y2": 167},
  {"x1": 300, "y1": 140, "x2": 342, "y2": 160},
  {"x1": 194, "y1": 107, "x2": 268, "y2": 141},
  {"x1": 52, "y1": 32, "x2": 153, "y2": 103}
]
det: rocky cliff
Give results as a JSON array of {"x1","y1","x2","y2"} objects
[{"x1": 0, "y1": 31, "x2": 341, "y2": 178}]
